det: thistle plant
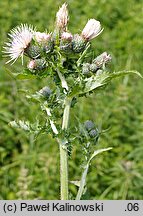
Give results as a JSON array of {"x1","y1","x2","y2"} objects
[{"x1": 3, "y1": 3, "x2": 140, "y2": 200}]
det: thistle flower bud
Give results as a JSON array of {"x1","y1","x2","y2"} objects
[
  {"x1": 56, "y1": 3, "x2": 69, "y2": 31},
  {"x1": 27, "y1": 59, "x2": 36, "y2": 70},
  {"x1": 34, "y1": 32, "x2": 51, "y2": 43},
  {"x1": 84, "y1": 120, "x2": 95, "y2": 132},
  {"x1": 25, "y1": 45, "x2": 41, "y2": 59},
  {"x1": 93, "y1": 52, "x2": 112, "y2": 68},
  {"x1": 72, "y1": 34, "x2": 86, "y2": 53},
  {"x1": 89, "y1": 63, "x2": 98, "y2": 73},
  {"x1": 43, "y1": 40, "x2": 54, "y2": 54},
  {"x1": 81, "y1": 19, "x2": 103, "y2": 41},
  {"x1": 60, "y1": 32, "x2": 73, "y2": 52},
  {"x1": 39, "y1": 86, "x2": 52, "y2": 98},
  {"x1": 96, "y1": 69, "x2": 103, "y2": 76},
  {"x1": 60, "y1": 42, "x2": 72, "y2": 53},
  {"x1": 61, "y1": 32, "x2": 73, "y2": 41},
  {"x1": 89, "y1": 129, "x2": 98, "y2": 138},
  {"x1": 27, "y1": 58, "x2": 46, "y2": 71},
  {"x1": 82, "y1": 63, "x2": 90, "y2": 76}
]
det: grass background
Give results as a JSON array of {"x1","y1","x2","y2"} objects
[{"x1": 0, "y1": 0, "x2": 143, "y2": 199}]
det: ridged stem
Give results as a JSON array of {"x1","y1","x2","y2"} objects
[{"x1": 60, "y1": 97, "x2": 71, "y2": 200}]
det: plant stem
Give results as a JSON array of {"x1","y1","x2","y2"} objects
[
  {"x1": 60, "y1": 97, "x2": 71, "y2": 200},
  {"x1": 76, "y1": 164, "x2": 89, "y2": 200}
]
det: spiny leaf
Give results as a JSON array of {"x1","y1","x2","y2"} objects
[
  {"x1": 84, "y1": 70, "x2": 142, "y2": 94},
  {"x1": 70, "y1": 181, "x2": 81, "y2": 187},
  {"x1": 113, "y1": 70, "x2": 142, "y2": 78},
  {"x1": 9, "y1": 120, "x2": 30, "y2": 131},
  {"x1": 71, "y1": 70, "x2": 141, "y2": 96},
  {"x1": 9, "y1": 119, "x2": 47, "y2": 136},
  {"x1": 89, "y1": 147, "x2": 112, "y2": 163},
  {"x1": 5, "y1": 67, "x2": 36, "y2": 80},
  {"x1": 76, "y1": 147, "x2": 112, "y2": 200},
  {"x1": 12, "y1": 73, "x2": 35, "y2": 80}
]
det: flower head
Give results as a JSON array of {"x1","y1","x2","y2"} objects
[
  {"x1": 61, "y1": 32, "x2": 73, "y2": 41},
  {"x1": 89, "y1": 129, "x2": 98, "y2": 138},
  {"x1": 93, "y1": 52, "x2": 112, "y2": 67},
  {"x1": 81, "y1": 19, "x2": 103, "y2": 41},
  {"x1": 27, "y1": 58, "x2": 46, "y2": 71},
  {"x1": 72, "y1": 34, "x2": 86, "y2": 53},
  {"x1": 82, "y1": 63, "x2": 90, "y2": 76},
  {"x1": 34, "y1": 32, "x2": 51, "y2": 43},
  {"x1": 56, "y1": 3, "x2": 69, "y2": 30},
  {"x1": 84, "y1": 120, "x2": 95, "y2": 132},
  {"x1": 27, "y1": 59, "x2": 36, "y2": 70},
  {"x1": 25, "y1": 45, "x2": 41, "y2": 59},
  {"x1": 39, "y1": 86, "x2": 52, "y2": 98},
  {"x1": 3, "y1": 24, "x2": 35, "y2": 64}
]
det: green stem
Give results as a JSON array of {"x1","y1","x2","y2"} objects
[
  {"x1": 60, "y1": 97, "x2": 71, "y2": 200},
  {"x1": 76, "y1": 164, "x2": 89, "y2": 200}
]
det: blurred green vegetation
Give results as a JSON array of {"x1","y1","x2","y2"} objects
[{"x1": 0, "y1": 0, "x2": 143, "y2": 199}]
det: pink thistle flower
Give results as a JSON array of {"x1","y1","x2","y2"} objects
[
  {"x1": 56, "y1": 3, "x2": 69, "y2": 30},
  {"x1": 81, "y1": 19, "x2": 103, "y2": 41},
  {"x1": 27, "y1": 59, "x2": 36, "y2": 70},
  {"x1": 3, "y1": 24, "x2": 35, "y2": 64},
  {"x1": 34, "y1": 32, "x2": 51, "y2": 43},
  {"x1": 61, "y1": 32, "x2": 73, "y2": 41}
]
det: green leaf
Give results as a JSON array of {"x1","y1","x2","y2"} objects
[
  {"x1": 9, "y1": 120, "x2": 30, "y2": 131},
  {"x1": 71, "y1": 70, "x2": 142, "y2": 96},
  {"x1": 89, "y1": 147, "x2": 112, "y2": 163},
  {"x1": 75, "y1": 147, "x2": 112, "y2": 200},
  {"x1": 13, "y1": 73, "x2": 35, "y2": 80},
  {"x1": 9, "y1": 119, "x2": 46, "y2": 136},
  {"x1": 84, "y1": 70, "x2": 142, "y2": 94},
  {"x1": 5, "y1": 67, "x2": 36, "y2": 80},
  {"x1": 70, "y1": 181, "x2": 81, "y2": 187}
]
